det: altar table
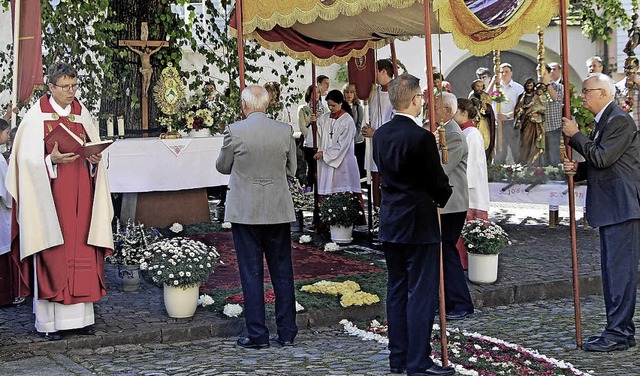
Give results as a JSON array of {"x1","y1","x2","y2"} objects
[
  {"x1": 489, "y1": 182, "x2": 587, "y2": 227},
  {"x1": 105, "y1": 137, "x2": 229, "y2": 227}
]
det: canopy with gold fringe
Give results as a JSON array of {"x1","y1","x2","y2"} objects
[{"x1": 231, "y1": 0, "x2": 561, "y2": 66}]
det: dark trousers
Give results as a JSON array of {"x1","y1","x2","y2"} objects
[
  {"x1": 354, "y1": 141, "x2": 366, "y2": 178},
  {"x1": 303, "y1": 147, "x2": 317, "y2": 191},
  {"x1": 383, "y1": 242, "x2": 439, "y2": 373},
  {"x1": 231, "y1": 223, "x2": 298, "y2": 344},
  {"x1": 600, "y1": 218, "x2": 640, "y2": 342},
  {"x1": 441, "y1": 212, "x2": 474, "y2": 314},
  {"x1": 543, "y1": 129, "x2": 562, "y2": 166}
]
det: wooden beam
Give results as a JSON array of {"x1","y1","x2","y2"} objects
[{"x1": 118, "y1": 40, "x2": 169, "y2": 47}]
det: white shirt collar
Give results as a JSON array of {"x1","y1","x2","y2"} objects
[
  {"x1": 48, "y1": 95, "x2": 71, "y2": 117},
  {"x1": 594, "y1": 101, "x2": 613, "y2": 123}
]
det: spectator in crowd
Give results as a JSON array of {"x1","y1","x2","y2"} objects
[
  {"x1": 615, "y1": 56, "x2": 640, "y2": 131},
  {"x1": 454, "y1": 98, "x2": 490, "y2": 270},
  {"x1": 542, "y1": 65, "x2": 564, "y2": 166},
  {"x1": 216, "y1": 85, "x2": 298, "y2": 350},
  {"x1": 489, "y1": 63, "x2": 525, "y2": 164},
  {"x1": 363, "y1": 59, "x2": 395, "y2": 208},
  {"x1": 549, "y1": 62, "x2": 563, "y2": 84},
  {"x1": 343, "y1": 84, "x2": 366, "y2": 178},
  {"x1": 373, "y1": 72, "x2": 453, "y2": 376},
  {"x1": 317, "y1": 75, "x2": 330, "y2": 112},
  {"x1": 434, "y1": 91, "x2": 473, "y2": 321},
  {"x1": 586, "y1": 56, "x2": 604, "y2": 75},
  {"x1": 299, "y1": 85, "x2": 326, "y2": 188},
  {"x1": 476, "y1": 67, "x2": 493, "y2": 91},
  {"x1": 264, "y1": 81, "x2": 293, "y2": 128},
  {"x1": 562, "y1": 73, "x2": 640, "y2": 352}
]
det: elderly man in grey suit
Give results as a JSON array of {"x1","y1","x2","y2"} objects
[
  {"x1": 434, "y1": 92, "x2": 474, "y2": 321},
  {"x1": 216, "y1": 85, "x2": 298, "y2": 349},
  {"x1": 563, "y1": 73, "x2": 640, "y2": 352}
]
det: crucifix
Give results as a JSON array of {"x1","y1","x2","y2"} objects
[{"x1": 118, "y1": 22, "x2": 169, "y2": 133}]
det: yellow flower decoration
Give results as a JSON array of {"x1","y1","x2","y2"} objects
[
  {"x1": 300, "y1": 280, "x2": 379, "y2": 307},
  {"x1": 340, "y1": 291, "x2": 380, "y2": 307}
]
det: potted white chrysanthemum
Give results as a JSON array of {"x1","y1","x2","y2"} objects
[
  {"x1": 139, "y1": 237, "x2": 219, "y2": 318},
  {"x1": 461, "y1": 219, "x2": 510, "y2": 284},
  {"x1": 319, "y1": 192, "x2": 363, "y2": 244}
]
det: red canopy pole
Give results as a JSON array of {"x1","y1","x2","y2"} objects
[
  {"x1": 235, "y1": 0, "x2": 246, "y2": 94},
  {"x1": 559, "y1": 0, "x2": 582, "y2": 349},
  {"x1": 424, "y1": 0, "x2": 449, "y2": 368},
  {"x1": 390, "y1": 41, "x2": 399, "y2": 77}
]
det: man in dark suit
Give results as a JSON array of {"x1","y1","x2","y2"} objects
[
  {"x1": 373, "y1": 73, "x2": 454, "y2": 376},
  {"x1": 216, "y1": 85, "x2": 298, "y2": 349},
  {"x1": 562, "y1": 73, "x2": 640, "y2": 352}
]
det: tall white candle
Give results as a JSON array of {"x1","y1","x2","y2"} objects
[
  {"x1": 106, "y1": 116, "x2": 114, "y2": 137},
  {"x1": 117, "y1": 116, "x2": 125, "y2": 136}
]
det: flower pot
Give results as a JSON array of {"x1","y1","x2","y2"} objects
[
  {"x1": 118, "y1": 264, "x2": 140, "y2": 292},
  {"x1": 330, "y1": 225, "x2": 353, "y2": 244},
  {"x1": 163, "y1": 283, "x2": 200, "y2": 318},
  {"x1": 468, "y1": 253, "x2": 499, "y2": 284},
  {"x1": 188, "y1": 128, "x2": 212, "y2": 138}
]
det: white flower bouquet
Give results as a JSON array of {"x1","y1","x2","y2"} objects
[
  {"x1": 109, "y1": 218, "x2": 162, "y2": 266},
  {"x1": 319, "y1": 192, "x2": 363, "y2": 227},
  {"x1": 461, "y1": 219, "x2": 510, "y2": 255},
  {"x1": 140, "y1": 237, "x2": 219, "y2": 288}
]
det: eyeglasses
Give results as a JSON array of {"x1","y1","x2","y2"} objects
[
  {"x1": 581, "y1": 87, "x2": 603, "y2": 94},
  {"x1": 51, "y1": 83, "x2": 80, "y2": 92},
  {"x1": 413, "y1": 93, "x2": 425, "y2": 99}
]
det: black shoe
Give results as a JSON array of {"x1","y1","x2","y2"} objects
[
  {"x1": 270, "y1": 334, "x2": 294, "y2": 346},
  {"x1": 390, "y1": 367, "x2": 406, "y2": 374},
  {"x1": 445, "y1": 311, "x2": 472, "y2": 321},
  {"x1": 587, "y1": 335, "x2": 636, "y2": 348},
  {"x1": 42, "y1": 332, "x2": 62, "y2": 341},
  {"x1": 236, "y1": 336, "x2": 270, "y2": 349},
  {"x1": 75, "y1": 325, "x2": 96, "y2": 335},
  {"x1": 409, "y1": 365, "x2": 455, "y2": 376},
  {"x1": 583, "y1": 336, "x2": 628, "y2": 352}
]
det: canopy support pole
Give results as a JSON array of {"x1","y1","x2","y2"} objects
[
  {"x1": 559, "y1": 0, "x2": 582, "y2": 349},
  {"x1": 424, "y1": 0, "x2": 449, "y2": 367},
  {"x1": 235, "y1": 0, "x2": 246, "y2": 94},
  {"x1": 390, "y1": 41, "x2": 399, "y2": 77},
  {"x1": 11, "y1": 0, "x2": 21, "y2": 128},
  {"x1": 312, "y1": 64, "x2": 320, "y2": 229}
]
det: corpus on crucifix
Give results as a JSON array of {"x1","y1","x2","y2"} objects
[{"x1": 118, "y1": 22, "x2": 169, "y2": 132}]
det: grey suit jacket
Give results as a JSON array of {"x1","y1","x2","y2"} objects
[
  {"x1": 216, "y1": 112, "x2": 297, "y2": 224},
  {"x1": 570, "y1": 102, "x2": 640, "y2": 227},
  {"x1": 440, "y1": 119, "x2": 469, "y2": 214}
]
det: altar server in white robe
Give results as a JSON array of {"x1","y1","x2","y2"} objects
[{"x1": 314, "y1": 90, "x2": 361, "y2": 195}]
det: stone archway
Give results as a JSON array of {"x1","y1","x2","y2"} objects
[{"x1": 445, "y1": 51, "x2": 537, "y2": 97}]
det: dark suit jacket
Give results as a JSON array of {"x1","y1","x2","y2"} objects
[
  {"x1": 569, "y1": 102, "x2": 640, "y2": 227},
  {"x1": 373, "y1": 114, "x2": 452, "y2": 244}
]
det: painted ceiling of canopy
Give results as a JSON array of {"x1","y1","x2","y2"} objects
[{"x1": 233, "y1": 0, "x2": 561, "y2": 66}]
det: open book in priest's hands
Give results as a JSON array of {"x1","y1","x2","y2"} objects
[{"x1": 44, "y1": 123, "x2": 114, "y2": 157}]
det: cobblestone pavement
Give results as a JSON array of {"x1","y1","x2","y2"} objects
[
  {"x1": 0, "y1": 202, "x2": 638, "y2": 375},
  {"x1": 2, "y1": 291, "x2": 638, "y2": 375}
]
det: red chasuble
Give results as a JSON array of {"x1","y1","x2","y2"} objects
[{"x1": 13, "y1": 96, "x2": 108, "y2": 304}]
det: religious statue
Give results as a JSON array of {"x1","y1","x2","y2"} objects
[
  {"x1": 514, "y1": 80, "x2": 546, "y2": 166},
  {"x1": 124, "y1": 41, "x2": 164, "y2": 97},
  {"x1": 624, "y1": 14, "x2": 640, "y2": 56}
]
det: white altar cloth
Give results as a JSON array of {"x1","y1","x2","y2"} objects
[
  {"x1": 105, "y1": 137, "x2": 229, "y2": 193},
  {"x1": 489, "y1": 182, "x2": 586, "y2": 207}
]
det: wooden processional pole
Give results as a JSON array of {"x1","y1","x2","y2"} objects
[
  {"x1": 235, "y1": 0, "x2": 246, "y2": 96},
  {"x1": 423, "y1": 0, "x2": 449, "y2": 367},
  {"x1": 559, "y1": 0, "x2": 582, "y2": 349}
]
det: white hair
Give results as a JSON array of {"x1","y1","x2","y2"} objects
[
  {"x1": 439, "y1": 91, "x2": 458, "y2": 115},
  {"x1": 586, "y1": 73, "x2": 615, "y2": 99},
  {"x1": 241, "y1": 85, "x2": 270, "y2": 111}
]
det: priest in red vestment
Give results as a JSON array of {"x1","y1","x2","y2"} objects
[{"x1": 6, "y1": 62, "x2": 114, "y2": 341}]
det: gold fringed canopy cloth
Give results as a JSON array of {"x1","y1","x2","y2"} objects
[
  {"x1": 231, "y1": 0, "x2": 561, "y2": 65},
  {"x1": 434, "y1": 0, "x2": 561, "y2": 56}
]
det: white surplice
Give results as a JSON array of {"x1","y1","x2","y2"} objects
[{"x1": 316, "y1": 112, "x2": 361, "y2": 195}]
